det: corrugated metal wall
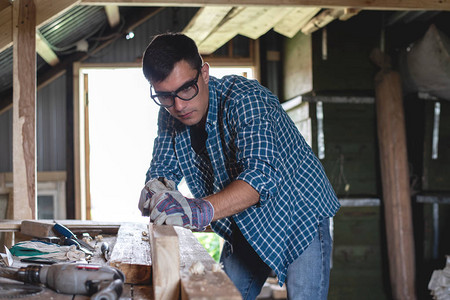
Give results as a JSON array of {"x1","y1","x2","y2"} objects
[
  {"x1": 0, "y1": 7, "x2": 199, "y2": 173},
  {"x1": 0, "y1": 74, "x2": 66, "y2": 172},
  {"x1": 86, "y1": 7, "x2": 199, "y2": 63},
  {"x1": 0, "y1": 109, "x2": 12, "y2": 172},
  {"x1": 37, "y1": 74, "x2": 66, "y2": 171}
]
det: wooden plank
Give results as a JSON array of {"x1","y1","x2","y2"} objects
[
  {"x1": 1, "y1": 171, "x2": 67, "y2": 183},
  {"x1": 0, "y1": 220, "x2": 121, "y2": 233},
  {"x1": 133, "y1": 284, "x2": 154, "y2": 299},
  {"x1": 0, "y1": 0, "x2": 80, "y2": 53},
  {"x1": 73, "y1": 62, "x2": 83, "y2": 220},
  {"x1": 150, "y1": 224, "x2": 180, "y2": 300},
  {"x1": 183, "y1": 6, "x2": 233, "y2": 44},
  {"x1": 301, "y1": 8, "x2": 345, "y2": 34},
  {"x1": 196, "y1": 6, "x2": 245, "y2": 54},
  {"x1": 12, "y1": 0, "x2": 36, "y2": 220},
  {"x1": 0, "y1": 6, "x2": 12, "y2": 53},
  {"x1": 79, "y1": 0, "x2": 450, "y2": 11},
  {"x1": 36, "y1": 31, "x2": 60, "y2": 66},
  {"x1": 273, "y1": 7, "x2": 320, "y2": 38},
  {"x1": 239, "y1": 7, "x2": 291, "y2": 40},
  {"x1": 20, "y1": 220, "x2": 56, "y2": 237},
  {"x1": 83, "y1": 74, "x2": 91, "y2": 220},
  {"x1": 372, "y1": 49, "x2": 416, "y2": 300},
  {"x1": 175, "y1": 227, "x2": 242, "y2": 300},
  {"x1": 108, "y1": 223, "x2": 152, "y2": 284},
  {"x1": 197, "y1": 6, "x2": 275, "y2": 54}
]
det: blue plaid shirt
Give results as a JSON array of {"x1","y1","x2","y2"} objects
[{"x1": 147, "y1": 75, "x2": 340, "y2": 284}]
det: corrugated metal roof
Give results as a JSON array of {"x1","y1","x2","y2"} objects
[
  {"x1": 39, "y1": 6, "x2": 107, "y2": 54},
  {"x1": 0, "y1": 7, "x2": 447, "y2": 98},
  {"x1": 0, "y1": 5, "x2": 110, "y2": 96},
  {"x1": 0, "y1": 48, "x2": 47, "y2": 95}
]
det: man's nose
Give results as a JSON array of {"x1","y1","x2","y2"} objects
[{"x1": 173, "y1": 96, "x2": 187, "y2": 111}]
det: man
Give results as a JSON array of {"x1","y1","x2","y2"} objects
[{"x1": 138, "y1": 32, "x2": 340, "y2": 300}]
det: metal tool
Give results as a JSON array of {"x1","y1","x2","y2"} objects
[
  {"x1": 100, "y1": 242, "x2": 111, "y2": 261},
  {"x1": 0, "y1": 263, "x2": 124, "y2": 299},
  {"x1": 53, "y1": 222, "x2": 95, "y2": 256}
]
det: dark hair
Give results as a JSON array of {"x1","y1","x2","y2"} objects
[{"x1": 142, "y1": 33, "x2": 202, "y2": 83}]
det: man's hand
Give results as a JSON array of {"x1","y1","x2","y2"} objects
[
  {"x1": 150, "y1": 190, "x2": 214, "y2": 231},
  {"x1": 138, "y1": 177, "x2": 176, "y2": 216}
]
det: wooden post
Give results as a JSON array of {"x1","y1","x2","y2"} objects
[
  {"x1": 12, "y1": 0, "x2": 36, "y2": 220},
  {"x1": 371, "y1": 49, "x2": 416, "y2": 300}
]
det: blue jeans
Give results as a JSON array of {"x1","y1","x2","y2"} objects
[{"x1": 220, "y1": 218, "x2": 332, "y2": 300}]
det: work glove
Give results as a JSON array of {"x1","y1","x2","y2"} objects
[
  {"x1": 138, "y1": 177, "x2": 176, "y2": 216},
  {"x1": 150, "y1": 190, "x2": 214, "y2": 231}
]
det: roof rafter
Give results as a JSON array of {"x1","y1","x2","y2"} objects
[
  {"x1": 80, "y1": 0, "x2": 450, "y2": 11},
  {"x1": 105, "y1": 5, "x2": 121, "y2": 27}
]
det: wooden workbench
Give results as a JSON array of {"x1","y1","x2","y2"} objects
[{"x1": 0, "y1": 221, "x2": 241, "y2": 300}]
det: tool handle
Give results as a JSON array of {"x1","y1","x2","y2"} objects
[{"x1": 53, "y1": 222, "x2": 76, "y2": 239}]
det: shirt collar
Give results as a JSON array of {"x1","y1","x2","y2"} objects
[{"x1": 206, "y1": 76, "x2": 219, "y2": 128}]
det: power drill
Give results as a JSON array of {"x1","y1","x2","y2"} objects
[{"x1": 0, "y1": 263, "x2": 125, "y2": 300}]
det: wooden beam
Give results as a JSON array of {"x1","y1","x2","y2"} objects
[
  {"x1": 104, "y1": 5, "x2": 120, "y2": 27},
  {"x1": 274, "y1": 7, "x2": 320, "y2": 38},
  {"x1": 175, "y1": 227, "x2": 242, "y2": 300},
  {"x1": 239, "y1": 7, "x2": 292, "y2": 40},
  {"x1": 0, "y1": 6, "x2": 12, "y2": 53},
  {"x1": 80, "y1": 0, "x2": 450, "y2": 11},
  {"x1": 20, "y1": 220, "x2": 56, "y2": 238},
  {"x1": 36, "y1": 31, "x2": 60, "y2": 66},
  {"x1": 0, "y1": 219, "x2": 122, "y2": 233},
  {"x1": 301, "y1": 8, "x2": 345, "y2": 35},
  {"x1": 0, "y1": 0, "x2": 80, "y2": 53},
  {"x1": 150, "y1": 224, "x2": 180, "y2": 300},
  {"x1": 13, "y1": 0, "x2": 37, "y2": 220},
  {"x1": 371, "y1": 49, "x2": 416, "y2": 300},
  {"x1": 339, "y1": 7, "x2": 361, "y2": 20},
  {"x1": 183, "y1": 6, "x2": 233, "y2": 44},
  {"x1": 1, "y1": 171, "x2": 67, "y2": 183},
  {"x1": 196, "y1": 6, "x2": 245, "y2": 54},
  {"x1": 83, "y1": 74, "x2": 91, "y2": 220}
]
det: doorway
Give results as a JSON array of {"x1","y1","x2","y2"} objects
[{"x1": 84, "y1": 66, "x2": 254, "y2": 222}]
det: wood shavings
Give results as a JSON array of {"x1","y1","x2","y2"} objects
[
  {"x1": 82, "y1": 237, "x2": 92, "y2": 244},
  {"x1": 141, "y1": 236, "x2": 149, "y2": 241},
  {"x1": 212, "y1": 262, "x2": 223, "y2": 273},
  {"x1": 429, "y1": 255, "x2": 450, "y2": 300},
  {"x1": 142, "y1": 231, "x2": 148, "y2": 236},
  {"x1": 95, "y1": 235, "x2": 104, "y2": 242},
  {"x1": 189, "y1": 261, "x2": 205, "y2": 275}
]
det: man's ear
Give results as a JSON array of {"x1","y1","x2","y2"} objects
[{"x1": 201, "y1": 63, "x2": 210, "y2": 84}]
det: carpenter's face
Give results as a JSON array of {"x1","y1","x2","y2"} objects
[{"x1": 151, "y1": 60, "x2": 210, "y2": 127}]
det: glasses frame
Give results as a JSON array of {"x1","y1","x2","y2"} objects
[{"x1": 150, "y1": 68, "x2": 201, "y2": 108}]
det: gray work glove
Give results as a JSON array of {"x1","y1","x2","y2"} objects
[
  {"x1": 138, "y1": 177, "x2": 176, "y2": 216},
  {"x1": 150, "y1": 190, "x2": 214, "y2": 231}
]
